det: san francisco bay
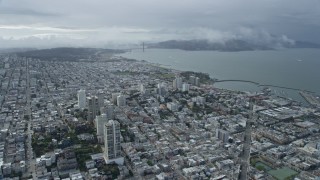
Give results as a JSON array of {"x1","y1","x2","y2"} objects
[{"x1": 120, "y1": 48, "x2": 320, "y2": 103}]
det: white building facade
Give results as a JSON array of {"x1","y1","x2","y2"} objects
[{"x1": 104, "y1": 120, "x2": 124, "y2": 165}]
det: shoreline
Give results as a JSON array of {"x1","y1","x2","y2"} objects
[{"x1": 114, "y1": 54, "x2": 315, "y2": 104}]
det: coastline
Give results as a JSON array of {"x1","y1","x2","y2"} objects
[{"x1": 114, "y1": 53, "x2": 314, "y2": 105}]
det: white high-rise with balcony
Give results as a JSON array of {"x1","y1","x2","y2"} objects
[
  {"x1": 117, "y1": 95, "x2": 126, "y2": 107},
  {"x1": 104, "y1": 120, "x2": 124, "y2": 165}
]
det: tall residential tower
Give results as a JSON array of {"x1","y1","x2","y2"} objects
[
  {"x1": 104, "y1": 120, "x2": 124, "y2": 165},
  {"x1": 95, "y1": 114, "x2": 108, "y2": 143},
  {"x1": 87, "y1": 96, "x2": 99, "y2": 121},
  {"x1": 77, "y1": 89, "x2": 86, "y2": 109}
]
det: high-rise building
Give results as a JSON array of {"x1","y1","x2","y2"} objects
[
  {"x1": 156, "y1": 82, "x2": 167, "y2": 96},
  {"x1": 189, "y1": 76, "x2": 196, "y2": 85},
  {"x1": 192, "y1": 96, "x2": 206, "y2": 105},
  {"x1": 139, "y1": 84, "x2": 146, "y2": 94},
  {"x1": 87, "y1": 96, "x2": 99, "y2": 121},
  {"x1": 182, "y1": 83, "x2": 190, "y2": 92},
  {"x1": 106, "y1": 105, "x2": 114, "y2": 119},
  {"x1": 195, "y1": 77, "x2": 200, "y2": 86},
  {"x1": 117, "y1": 95, "x2": 126, "y2": 107},
  {"x1": 100, "y1": 104, "x2": 114, "y2": 119},
  {"x1": 111, "y1": 93, "x2": 120, "y2": 105},
  {"x1": 97, "y1": 91, "x2": 104, "y2": 108},
  {"x1": 77, "y1": 89, "x2": 86, "y2": 109},
  {"x1": 173, "y1": 77, "x2": 183, "y2": 90},
  {"x1": 95, "y1": 114, "x2": 108, "y2": 143},
  {"x1": 216, "y1": 129, "x2": 230, "y2": 143},
  {"x1": 189, "y1": 76, "x2": 200, "y2": 86},
  {"x1": 157, "y1": 84, "x2": 162, "y2": 95},
  {"x1": 167, "y1": 102, "x2": 179, "y2": 112},
  {"x1": 104, "y1": 120, "x2": 124, "y2": 165}
]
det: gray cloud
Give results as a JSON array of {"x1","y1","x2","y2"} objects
[
  {"x1": 0, "y1": 8, "x2": 59, "y2": 16},
  {"x1": 0, "y1": 0, "x2": 319, "y2": 48}
]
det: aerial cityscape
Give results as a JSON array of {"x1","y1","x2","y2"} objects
[
  {"x1": 0, "y1": 49, "x2": 319, "y2": 180},
  {"x1": 1, "y1": 0, "x2": 320, "y2": 180}
]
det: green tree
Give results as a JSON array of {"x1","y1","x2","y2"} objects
[
  {"x1": 256, "y1": 165, "x2": 265, "y2": 171},
  {"x1": 147, "y1": 160, "x2": 154, "y2": 166}
]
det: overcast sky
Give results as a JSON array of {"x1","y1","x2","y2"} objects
[{"x1": 0, "y1": 0, "x2": 319, "y2": 48}]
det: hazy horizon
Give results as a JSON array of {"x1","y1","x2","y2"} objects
[{"x1": 1, "y1": 0, "x2": 320, "y2": 49}]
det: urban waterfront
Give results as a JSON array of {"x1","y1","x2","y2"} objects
[
  {"x1": 120, "y1": 48, "x2": 320, "y2": 103},
  {"x1": 1, "y1": 49, "x2": 320, "y2": 179},
  {"x1": 2, "y1": 0, "x2": 320, "y2": 179}
]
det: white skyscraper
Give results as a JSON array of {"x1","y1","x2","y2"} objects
[
  {"x1": 95, "y1": 114, "x2": 108, "y2": 143},
  {"x1": 173, "y1": 77, "x2": 183, "y2": 90},
  {"x1": 104, "y1": 120, "x2": 124, "y2": 165},
  {"x1": 117, "y1": 95, "x2": 126, "y2": 107},
  {"x1": 77, "y1": 89, "x2": 86, "y2": 109},
  {"x1": 182, "y1": 83, "x2": 190, "y2": 92}
]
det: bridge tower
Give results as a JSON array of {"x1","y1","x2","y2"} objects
[{"x1": 142, "y1": 42, "x2": 145, "y2": 52}]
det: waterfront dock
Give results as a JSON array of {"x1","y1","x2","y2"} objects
[
  {"x1": 299, "y1": 91, "x2": 320, "y2": 107},
  {"x1": 214, "y1": 79, "x2": 315, "y2": 94},
  {"x1": 215, "y1": 79, "x2": 259, "y2": 85}
]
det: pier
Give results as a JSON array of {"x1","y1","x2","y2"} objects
[
  {"x1": 299, "y1": 91, "x2": 320, "y2": 107},
  {"x1": 215, "y1": 79, "x2": 259, "y2": 85},
  {"x1": 259, "y1": 84, "x2": 315, "y2": 93},
  {"x1": 213, "y1": 79, "x2": 315, "y2": 94}
]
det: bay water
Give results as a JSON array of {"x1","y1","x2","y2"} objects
[{"x1": 120, "y1": 48, "x2": 320, "y2": 103}]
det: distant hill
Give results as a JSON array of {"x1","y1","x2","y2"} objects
[
  {"x1": 17, "y1": 47, "x2": 125, "y2": 61},
  {"x1": 290, "y1": 41, "x2": 320, "y2": 49},
  {"x1": 0, "y1": 48, "x2": 36, "y2": 54},
  {"x1": 148, "y1": 39, "x2": 320, "y2": 51}
]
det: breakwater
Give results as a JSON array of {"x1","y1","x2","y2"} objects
[
  {"x1": 299, "y1": 91, "x2": 320, "y2": 107},
  {"x1": 214, "y1": 79, "x2": 315, "y2": 94}
]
